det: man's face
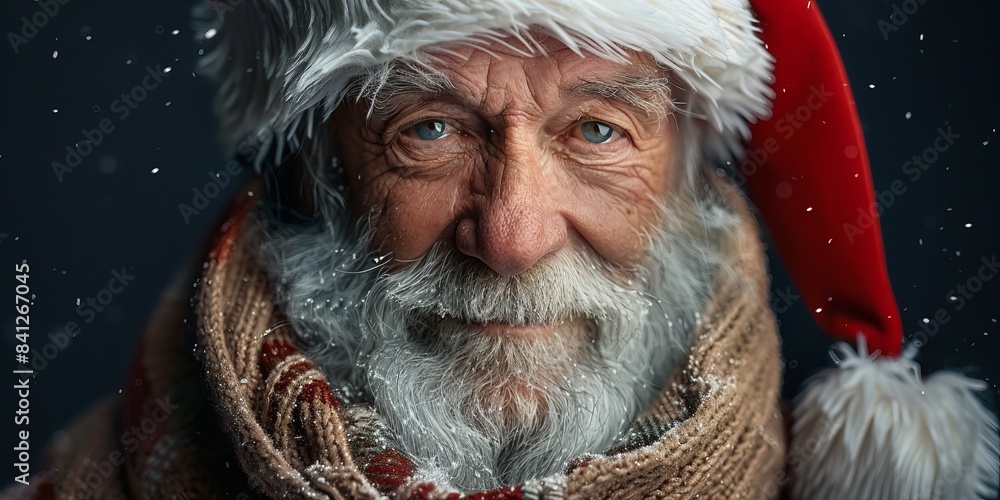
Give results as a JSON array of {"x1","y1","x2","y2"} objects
[
  {"x1": 333, "y1": 38, "x2": 679, "y2": 271},
  {"x1": 263, "y1": 35, "x2": 725, "y2": 491}
]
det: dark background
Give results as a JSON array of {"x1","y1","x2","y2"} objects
[{"x1": 1, "y1": 0, "x2": 998, "y2": 495}]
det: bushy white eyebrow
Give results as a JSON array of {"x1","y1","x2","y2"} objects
[
  {"x1": 345, "y1": 59, "x2": 454, "y2": 121},
  {"x1": 569, "y1": 76, "x2": 675, "y2": 119}
]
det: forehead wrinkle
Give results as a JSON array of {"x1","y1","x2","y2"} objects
[
  {"x1": 364, "y1": 48, "x2": 673, "y2": 128},
  {"x1": 441, "y1": 62, "x2": 672, "y2": 123}
]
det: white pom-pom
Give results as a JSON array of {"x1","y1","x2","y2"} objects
[{"x1": 789, "y1": 337, "x2": 999, "y2": 500}]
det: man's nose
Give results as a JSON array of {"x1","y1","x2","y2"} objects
[{"x1": 456, "y1": 146, "x2": 568, "y2": 276}]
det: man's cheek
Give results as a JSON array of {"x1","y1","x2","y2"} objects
[
  {"x1": 371, "y1": 178, "x2": 470, "y2": 263},
  {"x1": 567, "y1": 180, "x2": 660, "y2": 267},
  {"x1": 566, "y1": 153, "x2": 670, "y2": 203}
]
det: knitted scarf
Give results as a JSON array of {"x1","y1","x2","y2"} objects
[{"x1": 16, "y1": 189, "x2": 786, "y2": 499}]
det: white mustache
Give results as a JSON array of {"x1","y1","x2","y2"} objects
[{"x1": 374, "y1": 243, "x2": 652, "y2": 331}]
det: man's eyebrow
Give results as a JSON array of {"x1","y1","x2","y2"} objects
[
  {"x1": 567, "y1": 76, "x2": 675, "y2": 118},
  {"x1": 346, "y1": 60, "x2": 454, "y2": 121}
]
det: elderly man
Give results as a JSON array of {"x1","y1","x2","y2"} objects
[{"x1": 14, "y1": 0, "x2": 997, "y2": 499}]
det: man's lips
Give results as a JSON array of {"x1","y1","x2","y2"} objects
[
  {"x1": 470, "y1": 321, "x2": 561, "y2": 340},
  {"x1": 448, "y1": 317, "x2": 594, "y2": 341},
  {"x1": 426, "y1": 314, "x2": 592, "y2": 341}
]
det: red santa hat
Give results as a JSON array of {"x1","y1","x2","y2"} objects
[
  {"x1": 198, "y1": 1, "x2": 999, "y2": 497},
  {"x1": 747, "y1": 3, "x2": 998, "y2": 498}
]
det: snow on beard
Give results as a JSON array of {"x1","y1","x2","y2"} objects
[{"x1": 258, "y1": 162, "x2": 730, "y2": 491}]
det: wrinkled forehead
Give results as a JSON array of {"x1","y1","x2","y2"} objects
[
  {"x1": 420, "y1": 31, "x2": 666, "y2": 82},
  {"x1": 420, "y1": 29, "x2": 657, "y2": 65},
  {"x1": 346, "y1": 35, "x2": 676, "y2": 124}
]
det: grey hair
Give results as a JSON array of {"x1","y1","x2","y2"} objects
[
  {"x1": 571, "y1": 74, "x2": 675, "y2": 120},
  {"x1": 342, "y1": 58, "x2": 454, "y2": 121}
]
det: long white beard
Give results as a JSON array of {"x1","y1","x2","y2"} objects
[{"x1": 258, "y1": 166, "x2": 735, "y2": 491}]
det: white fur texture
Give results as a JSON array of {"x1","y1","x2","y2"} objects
[
  {"x1": 196, "y1": 0, "x2": 773, "y2": 164},
  {"x1": 790, "y1": 337, "x2": 1000, "y2": 500}
]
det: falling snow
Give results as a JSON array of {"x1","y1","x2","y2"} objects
[{"x1": 0, "y1": 2, "x2": 1000, "y2": 494}]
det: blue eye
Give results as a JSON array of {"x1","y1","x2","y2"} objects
[
  {"x1": 412, "y1": 119, "x2": 449, "y2": 140},
  {"x1": 580, "y1": 121, "x2": 615, "y2": 143}
]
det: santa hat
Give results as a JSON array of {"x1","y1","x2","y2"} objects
[
  {"x1": 746, "y1": 3, "x2": 999, "y2": 499},
  {"x1": 197, "y1": 1, "x2": 999, "y2": 498}
]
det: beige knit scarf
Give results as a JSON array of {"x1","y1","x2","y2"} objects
[{"x1": 23, "y1": 188, "x2": 786, "y2": 499}]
